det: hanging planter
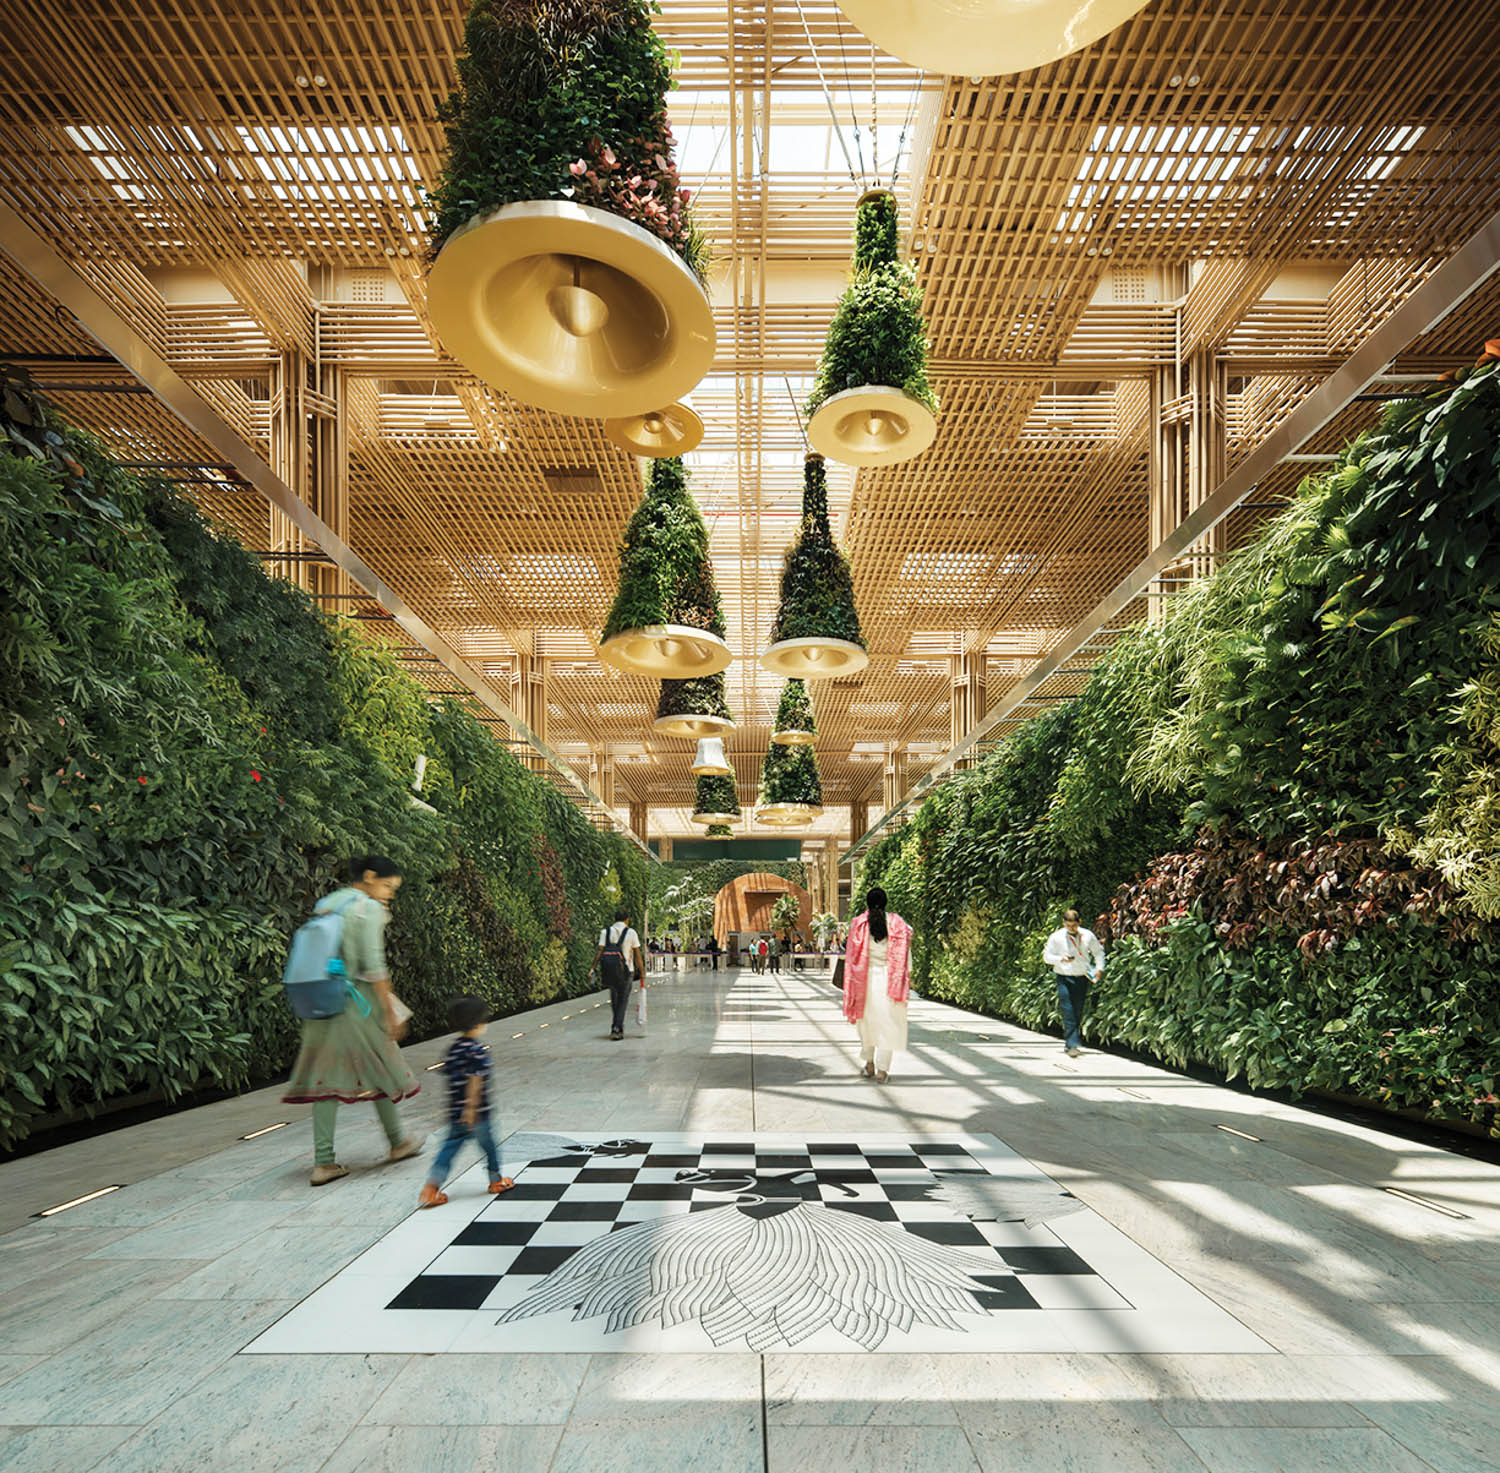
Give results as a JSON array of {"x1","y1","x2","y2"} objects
[
  {"x1": 756, "y1": 741, "x2": 823, "y2": 827},
  {"x1": 761, "y1": 454, "x2": 869, "y2": 679},
  {"x1": 705, "y1": 822, "x2": 735, "y2": 840},
  {"x1": 426, "y1": 0, "x2": 715, "y2": 418},
  {"x1": 599, "y1": 456, "x2": 732, "y2": 676},
  {"x1": 653, "y1": 671, "x2": 734, "y2": 738},
  {"x1": 806, "y1": 189, "x2": 937, "y2": 467},
  {"x1": 690, "y1": 735, "x2": 733, "y2": 775},
  {"x1": 835, "y1": 0, "x2": 1154, "y2": 79},
  {"x1": 605, "y1": 395, "x2": 704, "y2": 458},
  {"x1": 690, "y1": 771, "x2": 741, "y2": 825},
  {"x1": 771, "y1": 678, "x2": 816, "y2": 745}
]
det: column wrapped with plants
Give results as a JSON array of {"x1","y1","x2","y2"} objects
[
  {"x1": 771, "y1": 678, "x2": 816, "y2": 745},
  {"x1": 758, "y1": 740, "x2": 824, "y2": 823},
  {"x1": 426, "y1": 0, "x2": 713, "y2": 416},
  {"x1": 691, "y1": 771, "x2": 741, "y2": 824},
  {"x1": 762, "y1": 453, "x2": 867, "y2": 678},
  {"x1": 599, "y1": 456, "x2": 731, "y2": 676},
  {"x1": 805, "y1": 188, "x2": 937, "y2": 467},
  {"x1": 654, "y1": 670, "x2": 733, "y2": 737}
]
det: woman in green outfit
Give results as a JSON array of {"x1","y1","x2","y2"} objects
[{"x1": 284, "y1": 855, "x2": 422, "y2": 1186}]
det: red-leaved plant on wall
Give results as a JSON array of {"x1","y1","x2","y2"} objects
[{"x1": 1099, "y1": 830, "x2": 1486, "y2": 956}]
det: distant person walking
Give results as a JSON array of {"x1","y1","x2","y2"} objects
[
  {"x1": 593, "y1": 909, "x2": 643, "y2": 1040},
  {"x1": 844, "y1": 887, "x2": 912, "y2": 1083},
  {"x1": 1043, "y1": 908, "x2": 1105, "y2": 1057},
  {"x1": 284, "y1": 855, "x2": 422, "y2": 1187},
  {"x1": 419, "y1": 995, "x2": 514, "y2": 1208},
  {"x1": 768, "y1": 934, "x2": 782, "y2": 974}
]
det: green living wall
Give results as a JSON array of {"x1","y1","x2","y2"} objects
[
  {"x1": 860, "y1": 363, "x2": 1500, "y2": 1133},
  {"x1": 0, "y1": 376, "x2": 647, "y2": 1148}
]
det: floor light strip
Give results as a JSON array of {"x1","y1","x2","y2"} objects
[
  {"x1": 1215, "y1": 1124, "x2": 1262, "y2": 1142},
  {"x1": 240, "y1": 1121, "x2": 290, "y2": 1139},
  {"x1": 36, "y1": 1186, "x2": 125, "y2": 1217},
  {"x1": 512, "y1": 1032, "x2": 525, "y2": 1039},
  {"x1": 425, "y1": 1061, "x2": 446, "y2": 1071},
  {"x1": 1118, "y1": 1087, "x2": 1150, "y2": 1100},
  {"x1": 1383, "y1": 1187, "x2": 1468, "y2": 1220}
]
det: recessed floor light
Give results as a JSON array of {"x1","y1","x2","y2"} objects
[
  {"x1": 425, "y1": 1061, "x2": 445, "y2": 1072},
  {"x1": 240, "y1": 1121, "x2": 290, "y2": 1139},
  {"x1": 512, "y1": 1032, "x2": 525, "y2": 1039},
  {"x1": 1215, "y1": 1124, "x2": 1262, "y2": 1142},
  {"x1": 1384, "y1": 1186, "x2": 1468, "y2": 1220},
  {"x1": 1118, "y1": 1087, "x2": 1150, "y2": 1100},
  {"x1": 36, "y1": 1186, "x2": 125, "y2": 1217}
]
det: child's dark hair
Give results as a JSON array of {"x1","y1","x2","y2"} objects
[{"x1": 448, "y1": 995, "x2": 490, "y2": 1033}]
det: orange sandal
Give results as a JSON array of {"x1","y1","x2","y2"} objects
[
  {"x1": 488, "y1": 1177, "x2": 516, "y2": 1194},
  {"x1": 418, "y1": 1183, "x2": 448, "y2": 1209}
]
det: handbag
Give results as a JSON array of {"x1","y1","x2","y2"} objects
[
  {"x1": 831, "y1": 957, "x2": 845, "y2": 991},
  {"x1": 636, "y1": 979, "x2": 647, "y2": 1027}
]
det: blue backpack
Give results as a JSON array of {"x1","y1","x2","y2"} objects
[{"x1": 282, "y1": 895, "x2": 363, "y2": 1020}]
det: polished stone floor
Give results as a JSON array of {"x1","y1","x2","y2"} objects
[{"x1": 2, "y1": 966, "x2": 1499, "y2": 1472}]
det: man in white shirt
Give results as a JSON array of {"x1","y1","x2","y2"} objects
[
  {"x1": 1042, "y1": 909, "x2": 1104, "y2": 1058},
  {"x1": 592, "y1": 909, "x2": 644, "y2": 1040}
]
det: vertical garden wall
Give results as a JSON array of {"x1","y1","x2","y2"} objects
[
  {"x1": 859, "y1": 365, "x2": 1500, "y2": 1133},
  {"x1": 0, "y1": 379, "x2": 646, "y2": 1148}
]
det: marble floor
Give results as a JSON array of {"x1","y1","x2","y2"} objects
[{"x1": 2, "y1": 967, "x2": 1499, "y2": 1472}]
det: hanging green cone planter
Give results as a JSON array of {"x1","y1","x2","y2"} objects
[
  {"x1": 756, "y1": 741, "x2": 823, "y2": 827},
  {"x1": 761, "y1": 454, "x2": 869, "y2": 679},
  {"x1": 427, "y1": 0, "x2": 715, "y2": 418},
  {"x1": 705, "y1": 822, "x2": 735, "y2": 840},
  {"x1": 599, "y1": 456, "x2": 732, "y2": 677},
  {"x1": 690, "y1": 771, "x2": 741, "y2": 826},
  {"x1": 771, "y1": 678, "x2": 816, "y2": 745},
  {"x1": 653, "y1": 671, "x2": 734, "y2": 738},
  {"x1": 806, "y1": 188, "x2": 937, "y2": 467}
]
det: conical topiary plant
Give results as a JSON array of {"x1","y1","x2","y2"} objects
[
  {"x1": 757, "y1": 741, "x2": 823, "y2": 825},
  {"x1": 761, "y1": 454, "x2": 867, "y2": 679},
  {"x1": 690, "y1": 771, "x2": 741, "y2": 824},
  {"x1": 654, "y1": 670, "x2": 734, "y2": 737},
  {"x1": 599, "y1": 457, "x2": 731, "y2": 676},
  {"x1": 805, "y1": 188, "x2": 937, "y2": 467},
  {"x1": 705, "y1": 822, "x2": 734, "y2": 839},
  {"x1": 426, "y1": 0, "x2": 715, "y2": 416},
  {"x1": 771, "y1": 678, "x2": 816, "y2": 745}
]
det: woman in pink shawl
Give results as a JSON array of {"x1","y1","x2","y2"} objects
[{"x1": 843, "y1": 887, "x2": 913, "y2": 1082}]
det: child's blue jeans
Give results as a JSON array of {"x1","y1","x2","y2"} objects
[{"x1": 426, "y1": 1119, "x2": 501, "y2": 1186}]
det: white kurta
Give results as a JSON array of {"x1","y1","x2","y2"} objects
[{"x1": 856, "y1": 938, "x2": 908, "y2": 1054}]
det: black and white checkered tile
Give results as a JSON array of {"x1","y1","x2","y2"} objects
[{"x1": 244, "y1": 1133, "x2": 1270, "y2": 1355}]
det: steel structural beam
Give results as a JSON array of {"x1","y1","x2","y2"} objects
[
  {"x1": 0, "y1": 200, "x2": 655, "y2": 863},
  {"x1": 841, "y1": 203, "x2": 1500, "y2": 866}
]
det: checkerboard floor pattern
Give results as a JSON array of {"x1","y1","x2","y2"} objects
[
  {"x1": 389, "y1": 1140, "x2": 1095, "y2": 1315},
  {"x1": 242, "y1": 1132, "x2": 1271, "y2": 1355}
]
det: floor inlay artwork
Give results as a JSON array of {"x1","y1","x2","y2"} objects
[{"x1": 244, "y1": 1132, "x2": 1270, "y2": 1355}]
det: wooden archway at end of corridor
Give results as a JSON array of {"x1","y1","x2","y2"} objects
[{"x1": 713, "y1": 872, "x2": 813, "y2": 948}]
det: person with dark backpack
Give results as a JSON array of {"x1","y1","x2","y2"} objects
[{"x1": 592, "y1": 908, "x2": 643, "y2": 1040}]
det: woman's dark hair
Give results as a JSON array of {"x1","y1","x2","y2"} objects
[
  {"x1": 344, "y1": 854, "x2": 402, "y2": 882},
  {"x1": 865, "y1": 886, "x2": 888, "y2": 943}
]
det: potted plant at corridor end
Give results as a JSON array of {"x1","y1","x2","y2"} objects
[
  {"x1": 654, "y1": 670, "x2": 734, "y2": 738},
  {"x1": 690, "y1": 771, "x2": 741, "y2": 825},
  {"x1": 757, "y1": 741, "x2": 823, "y2": 826},
  {"x1": 427, "y1": 0, "x2": 714, "y2": 417},
  {"x1": 806, "y1": 188, "x2": 937, "y2": 466},
  {"x1": 761, "y1": 454, "x2": 868, "y2": 679},
  {"x1": 600, "y1": 456, "x2": 731, "y2": 676},
  {"x1": 771, "y1": 677, "x2": 816, "y2": 744}
]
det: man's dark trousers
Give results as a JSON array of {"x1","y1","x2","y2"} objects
[
  {"x1": 608, "y1": 970, "x2": 632, "y2": 1033},
  {"x1": 1055, "y1": 973, "x2": 1088, "y2": 1049}
]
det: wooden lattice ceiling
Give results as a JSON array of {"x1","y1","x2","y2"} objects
[{"x1": 3, "y1": 0, "x2": 1499, "y2": 842}]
